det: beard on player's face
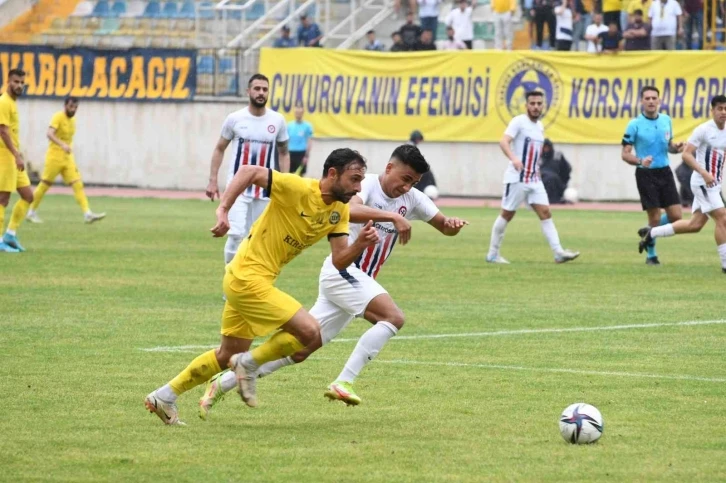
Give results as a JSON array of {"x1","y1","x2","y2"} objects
[{"x1": 250, "y1": 96, "x2": 267, "y2": 108}]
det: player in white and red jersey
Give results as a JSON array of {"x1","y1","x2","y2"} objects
[
  {"x1": 639, "y1": 95, "x2": 726, "y2": 273},
  {"x1": 197, "y1": 144, "x2": 469, "y2": 416},
  {"x1": 205, "y1": 73, "x2": 290, "y2": 264},
  {"x1": 486, "y1": 90, "x2": 579, "y2": 264}
]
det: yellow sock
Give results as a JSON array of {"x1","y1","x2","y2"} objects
[
  {"x1": 0, "y1": 204, "x2": 5, "y2": 231},
  {"x1": 72, "y1": 181, "x2": 90, "y2": 214},
  {"x1": 168, "y1": 349, "x2": 222, "y2": 396},
  {"x1": 30, "y1": 182, "x2": 50, "y2": 211},
  {"x1": 8, "y1": 199, "x2": 30, "y2": 231},
  {"x1": 250, "y1": 331, "x2": 305, "y2": 366}
]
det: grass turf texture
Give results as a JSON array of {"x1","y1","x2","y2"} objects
[{"x1": 1, "y1": 195, "x2": 725, "y2": 482}]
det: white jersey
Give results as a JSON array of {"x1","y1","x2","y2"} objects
[
  {"x1": 503, "y1": 114, "x2": 545, "y2": 184},
  {"x1": 687, "y1": 119, "x2": 726, "y2": 186},
  {"x1": 221, "y1": 107, "x2": 289, "y2": 200},
  {"x1": 325, "y1": 174, "x2": 439, "y2": 279}
]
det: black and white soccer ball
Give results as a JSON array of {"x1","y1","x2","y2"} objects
[{"x1": 559, "y1": 403, "x2": 604, "y2": 444}]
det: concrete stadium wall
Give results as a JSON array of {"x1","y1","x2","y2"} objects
[{"x1": 17, "y1": 98, "x2": 687, "y2": 200}]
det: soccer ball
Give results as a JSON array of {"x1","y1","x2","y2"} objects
[
  {"x1": 559, "y1": 403, "x2": 604, "y2": 444},
  {"x1": 423, "y1": 185, "x2": 439, "y2": 200},
  {"x1": 563, "y1": 187, "x2": 579, "y2": 204}
]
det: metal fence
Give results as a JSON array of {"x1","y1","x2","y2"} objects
[{"x1": 195, "y1": 48, "x2": 243, "y2": 97}]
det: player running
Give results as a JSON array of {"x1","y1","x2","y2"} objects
[
  {"x1": 197, "y1": 144, "x2": 469, "y2": 416},
  {"x1": 23, "y1": 97, "x2": 106, "y2": 225},
  {"x1": 486, "y1": 90, "x2": 579, "y2": 264},
  {"x1": 205, "y1": 73, "x2": 290, "y2": 265},
  {"x1": 638, "y1": 95, "x2": 726, "y2": 273},
  {"x1": 145, "y1": 148, "x2": 377, "y2": 425}
]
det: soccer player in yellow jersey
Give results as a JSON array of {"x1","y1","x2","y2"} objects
[
  {"x1": 0, "y1": 68, "x2": 33, "y2": 253},
  {"x1": 24, "y1": 97, "x2": 105, "y2": 225},
  {"x1": 145, "y1": 148, "x2": 379, "y2": 425}
]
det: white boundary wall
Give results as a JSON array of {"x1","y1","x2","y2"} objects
[{"x1": 16, "y1": 98, "x2": 689, "y2": 200}]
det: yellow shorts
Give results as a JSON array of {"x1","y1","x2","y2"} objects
[
  {"x1": 0, "y1": 156, "x2": 31, "y2": 193},
  {"x1": 220, "y1": 269, "x2": 302, "y2": 340},
  {"x1": 42, "y1": 155, "x2": 81, "y2": 185}
]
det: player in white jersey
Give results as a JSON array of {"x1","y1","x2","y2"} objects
[
  {"x1": 638, "y1": 95, "x2": 726, "y2": 273},
  {"x1": 486, "y1": 90, "x2": 580, "y2": 264},
  {"x1": 197, "y1": 144, "x2": 469, "y2": 416},
  {"x1": 205, "y1": 73, "x2": 290, "y2": 263}
]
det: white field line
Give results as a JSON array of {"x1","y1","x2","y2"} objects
[{"x1": 139, "y1": 319, "x2": 726, "y2": 352}]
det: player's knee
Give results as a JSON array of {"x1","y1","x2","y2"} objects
[
  {"x1": 501, "y1": 210, "x2": 515, "y2": 222},
  {"x1": 296, "y1": 320, "x2": 320, "y2": 346},
  {"x1": 21, "y1": 191, "x2": 34, "y2": 203},
  {"x1": 385, "y1": 308, "x2": 406, "y2": 330},
  {"x1": 290, "y1": 348, "x2": 313, "y2": 364},
  {"x1": 41, "y1": 179, "x2": 53, "y2": 186}
]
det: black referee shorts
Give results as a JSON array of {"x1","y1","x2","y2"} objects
[
  {"x1": 289, "y1": 151, "x2": 307, "y2": 175},
  {"x1": 635, "y1": 166, "x2": 681, "y2": 211}
]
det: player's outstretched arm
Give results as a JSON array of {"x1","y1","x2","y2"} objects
[
  {"x1": 428, "y1": 212, "x2": 469, "y2": 236},
  {"x1": 206, "y1": 136, "x2": 231, "y2": 201},
  {"x1": 349, "y1": 197, "x2": 412, "y2": 245},
  {"x1": 329, "y1": 220, "x2": 380, "y2": 270},
  {"x1": 210, "y1": 166, "x2": 270, "y2": 237}
]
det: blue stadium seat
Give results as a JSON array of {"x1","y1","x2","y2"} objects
[
  {"x1": 178, "y1": 1, "x2": 195, "y2": 19},
  {"x1": 111, "y1": 1, "x2": 127, "y2": 17},
  {"x1": 245, "y1": 3, "x2": 264, "y2": 20},
  {"x1": 143, "y1": 1, "x2": 162, "y2": 18},
  {"x1": 162, "y1": 1, "x2": 179, "y2": 18},
  {"x1": 93, "y1": 0, "x2": 112, "y2": 17},
  {"x1": 198, "y1": 1, "x2": 215, "y2": 20},
  {"x1": 228, "y1": 76, "x2": 239, "y2": 95},
  {"x1": 219, "y1": 58, "x2": 235, "y2": 73},
  {"x1": 198, "y1": 56, "x2": 214, "y2": 74}
]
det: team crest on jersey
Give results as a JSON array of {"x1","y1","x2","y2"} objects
[
  {"x1": 329, "y1": 211, "x2": 341, "y2": 224},
  {"x1": 398, "y1": 206, "x2": 408, "y2": 217},
  {"x1": 267, "y1": 125, "x2": 276, "y2": 133},
  {"x1": 496, "y1": 58, "x2": 563, "y2": 129}
]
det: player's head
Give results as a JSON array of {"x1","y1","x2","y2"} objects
[
  {"x1": 640, "y1": 86, "x2": 660, "y2": 116},
  {"x1": 525, "y1": 90, "x2": 544, "y2": 120},
  {"x1": 247, "y1": 73, "x2": 269, "y2": 109},
  {"x1": 382, "y1": 144, "x2": 429, "y2": 198},
  {"x1": 294, "y1": 102, "x2": 304, "y2": 121},
  {"x1": 322, "y1": 148, "x2": 367, "y2": 203},
  {"x1": 6, "y1": 68, "x2": 25, "y2": 98},
  {"x1": 65, "y1": 97, "x2": 79, "y2": 117},
  {"x1": 711, "y1": 95, "x2": 726, "y2": 123}
]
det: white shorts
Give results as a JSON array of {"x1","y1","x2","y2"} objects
[
  {"x1": 228, "y1": 196, "x2": 269, "y2": 237},
  {"x1": 311, "y1": 257, "x2": 388, "y2": 344},
  {"x1": 692, "y1": 184, "x2": 725, "y2": 215},
  {"x1": 501, "y1": 181, "x2": 550, "y2": 212}
]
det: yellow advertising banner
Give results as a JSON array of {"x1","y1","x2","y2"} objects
[{"x1": 259, "y1": 48, "x2": 726, "y2": 144}]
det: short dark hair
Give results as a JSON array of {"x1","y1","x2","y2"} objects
[
  {"x1": 711, "y1": 95, "x2": 726, "y2": 108},
  {"x1": 322, "y1": 148, "x2": 367, "y2": 177},
  {"x1": 391, "y1": 31, "x2": 401, "y2": 38},
  {"x1": 391, "y1": 144, "x2": 430, "y2": 174},
  {"x1": 367, "y1": 29, "x2": 375, "y2": 35},
  {"x1": 8, "y1": 68, "x2": 25, "y2": 79},
  {"x1": 633, "y1": 8, "x2": 643, "y2": 15},
  {"x1": 641, "y1": 85, "x2": 659, "y2": 97},
  {"x1": 248, "y1": 73, "x2": 269, "y2": 87},
  {"x1": 525, "y1": 90, "x2": 544, "y2": 100},
  {"x1": 65, "y1": 96, "x2": 79, "y2": 105}
]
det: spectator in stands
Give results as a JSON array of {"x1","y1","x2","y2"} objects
[
  {"x1": 400, "y1": 11, "x2": 423, "y2": 49},
  {"x1": 441, "y1": 26, "x2": 468, "y2": 48},
  {"x1": 446, "y1": 0, "x2": 476, "y2": 49},
  {"x1": 648, "y1": 0, "x2": 683, "y2": 50},
  {"x1": 394, "y1": 0, "x2": 418, "y2": 18},
  {"x1": 540, "y1": 139, "x2": 571, "y2": 204},
  {"x1": 418, "y1": 0, "x2": 442, "y2": 39},
  {"x1": 623, "y1": 9, "x2": 652, "y2": 49},
  {"x1": 598, "y1": 21, "x2": 624, "y2": 52},
  {"x1": 522, "y1": 0, "x2": 535, "y2": 47},
  {"x1": 585, "y1": 13, "x2": 608, "y2": 52},
  {"x1": 274, "y1": 26, "x2": 297, "y2": 48},
  {"x1": 602, "y1": 0, "x2": 622, "y2": 31},
  {"x1": 532, "y1": 0, "x2": 556, "y2": 49},
  {"x1": 364, "y1": 30, "x2": 386, "y2": 50},
  {"x1": 572, "y1": 0, "x2": 594, "y2": 51},
  {"x1": 554, "y1": 0, "x2": 574, "y2": 50},
  {"x1": 415, "y1": 29, "x2": 438, "y2": 49},
  {"x1": 390, "y1": 31, "x2": 408, "y2": 51},
  {"x1": 683, "y1": 0, "x2": 704, "y2": 49},
  {"x1": 493, "y1": 0, "x2": 516, "y2": 50},
  {"x1": 297, "y1": 14, "x2": 323, "y2": 47},
  {"x1": 627, "y1": 0, "x2": 653, "y2": 21}
]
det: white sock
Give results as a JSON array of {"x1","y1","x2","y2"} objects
[
  {"x1": 27, "y1": 209, "x2": 35, "y2": 215},
  {"x1": 540, "y1": 218, "x2": 563, "y2": 254},
  {"x1": 6, "y1": 229, "x2": 16, "y2": 236},
  {"x1": 157, "y1": 384, "x2": 177, "y2": 403},
  {"x1": 84, "y1": 210, "x2": 92, "y2": 216},
  {"x1": 240, "y1": 352, "x2": 259, "y2": 372},
  {"x1": 718, "y1": 243, "x2": 726, "y2": 269},
  {"x1": 488, "y1": 215, "x2": 509, "y2": 258},
  {"x1": 257, "y1": 357, "x2": 295, "y2": 378},
  {"x1": 220, "y1": 370, "x2": 237, "y2": 392},
  {"x1": 337, "y1": 321, "x2": 398, "y2": 383},
  {"x1": 651, "y1": 224, "x2": 676, "y2": 238}
]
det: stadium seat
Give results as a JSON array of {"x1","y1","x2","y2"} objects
[
  {"x1": 162, "y1": 1, "x2": 179, "y2": 18},
  {"x1": 178, "y1": 1, "x2": 195, "y2": 19},
  {"x1": 219, "y1": 57, "x2": 235, "y2": 73},
  {"x1": 97, "y1": 17, "x2": 121, "y2": 34},
  {"x1": 111, "y1": 1, "x2": 127, "y2": 16},
  {"x1": 198, "y1": 1, "x2": 215, "y2": 20},
  {"x1": 228, "y1": 75, "x2": 239, "y2": 95},
  {"x1": 474, "y1": 22, "x2": 494, "y2": 40},
  {"x1": 71, "y1": 1, "x2": 95, "y2": 16},
  {"x1": 245, "y1": 3, "x2": 264, "y2": 20},
  {"x1": 198, "y1": 55, "x2": 214, "y2": 74},
  {"x1": 124, "y1": 1, "x2": 147, "y2": 17},
  {"x1": 436, "y1": 22, "x2": 446, "y2": 39},
  {"x1": 143, "y1": 1, "x2": 162, "y2": 18},
  {"x1": 93, "y1": 0, "x2": 112, "y2": 17}
]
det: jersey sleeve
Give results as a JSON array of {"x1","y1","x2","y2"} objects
[
  {"x1": 276, "y1": 116, "x2": 289, "y2": 143},
  {"x1": 49, "y1": 111, "x2": 63, "y2": 130},
  {"x1": 306, "y1": 122, "x2": 313, "y2": 137},
  {"x1": 269, "y1": 170, "x2": 309, "y2": 204},
  {"x1": 687, "y1": 124, "x2": 704, "y2": 148},
  {"x1": 220, "y1": 114, "x2": 235, "y2": 141},
  {"x1": 622, "y1": 119, "x2": 637, "y2": 146},
  {"x1": 411, "y1": 189, "x2": 440, "y2": 222},
  {"x1": 504, "y1": 116, "x2": 521, "y2": 139},
  {"x1": 329, "y1": 204, "x2": 350, "y2": 237},
  {"x1": 0, "y1": 100, "x2": 10, "y2": 128}
]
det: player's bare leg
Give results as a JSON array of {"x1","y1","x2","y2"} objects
[
  {"x1": 532, "y1": 204, "x2": 579, "y2": 263},
  {"x1": 3, "y1": 185, "x2": 33, "y2": 251},
  {"x1": 487, "y1": 209, "x2": 514, "y2": 264},
  {"x1": 26, "y1": 180, "x2": 53, "y2": 223},
  {"x1": 0, "y1": 191, "x2": 19, "y2": 252}
]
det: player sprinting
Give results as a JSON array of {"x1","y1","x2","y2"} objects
[
  {"x1": 205, "y1": 73, "x2": 290, "y2": 265},
  {"x1": 621, "y1": 86, "x2": 685, "y2": 265},
  {"x1": 0, "y1": 68, "x2": 33, "y2": 253},
  {"x1": 23, "y1": 97, "x2": 105, "y2": 225},
  {"x1": 145, "y1": 149, "x2": 377, "y2": 425},
  {"x1": 638, "y1": 95, "x2": 726, "y2": 273},
  {"x1": 196, "y1": 144, "x2": 469, "y2": 416},
  {"x1": 486, "y1": 90, "x2": 579, "y2": 264}
]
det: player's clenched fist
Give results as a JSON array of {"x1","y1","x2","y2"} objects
[
  {"x1": 210, "y1": 208, "x2": 230, "y2": 237},
  {"x1": 356, "y1": 220, "x2": 380, "y2": 247}
]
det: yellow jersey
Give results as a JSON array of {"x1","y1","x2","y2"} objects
[
  {"x1": 492, "y1": 0, "x2": 516, "y2": 14},
  {"x1": 47, "y1": 110, "x2": 76, "y2": 159},
  {"x1": 231, "y1": 171, "x2": 350, "y2": 282},
  {"x1": 603, "y1": 0, "x2": 620, "y2": 12},
  {"x1": 0, "y1": 93, "x2": 20, "y2": 161},
  {"x1": 627, "y1": 0, "x2": 652, "y2": 14}
]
